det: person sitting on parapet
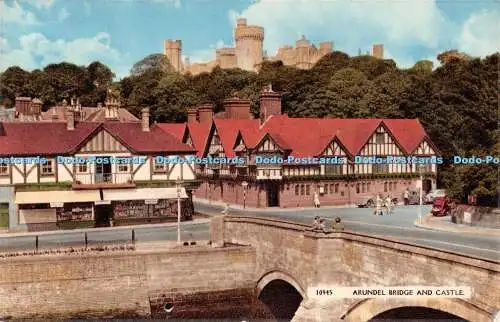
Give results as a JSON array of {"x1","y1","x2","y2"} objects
[{"x1": 332, "y1": 217, "x2": 344, "y2": 231}]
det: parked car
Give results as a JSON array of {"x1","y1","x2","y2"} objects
[
  {"x1": 431, "y1": 196, "x2": 451, "y2": 217},
  {"x1": 405, "y1": 189, "x2": 423, "y2": 205},
  {"x1": 357, "y1": 196, "x2": 398, "y2": 208},
  {"x1": 425, "y1": 189, "x2": 446, "y2": 204}
]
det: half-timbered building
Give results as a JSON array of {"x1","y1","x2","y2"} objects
[
  {"x1": 0, "y1": 107, "x2": 198, "y2": 232},
  {"x1": 169, "y1": 86, "x2": 439, "y2": 208}
]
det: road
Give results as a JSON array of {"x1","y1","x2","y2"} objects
[
  {"x1": 0, "y1": 203, "x2": 499, "y2": 261},
  {"x1": 195, "y1": 203, "x2": 500, "y2": 261}
]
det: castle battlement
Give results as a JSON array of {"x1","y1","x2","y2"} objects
[{"x1": 163, "y1": 18, "x2": 383, "y2": 75}]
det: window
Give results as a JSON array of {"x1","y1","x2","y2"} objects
[
  {"x1": 77, "y1": 164, "x2": 87, "y2": 173},
  {"x1": 389, "y1": 182, "x2": 393, "y2": 191},
  {"x1": 301, "y1": 184, "x2": 305, "y2": 195},
  {"x1": 373, "y1": 161, "x2": 389, "y2": 174},
  {"x1": 0, "y1": 164, "x2": 8, "y2": 176},
  {"x1": 330, "y1": 184, "x2": 334, "y2": 194},
  {"x1": 362, "y1": 183, "x2": 366, "y2": 193},
  {"x1": 286, "y1": 184, "x2": 290, "y2": 191},
  {"x1": 356, "y1": 183, "x2": 360, "y2": 194},
  {"x1": 118, "y1": 164, "x2": 129, "y2": 172},
  {"x1": 325, "y1": 164, "x2": 343, "y2": 175},
  {"x1": 153, "y1": 159, "x2": 167, "y2": 173},
  {"x1": 306, "y1": 185, "x2": 310, "y2": 195},
  {"x1": 384, "y1": 182, "x2": 388, "y2": 192},
  {"x1": 367, "y1": 182, "x2": 371, "y2": 192},
  {"x1": 335, "y1": 184, "x2": 339, "y2": 193},
  {"x1": 41, "y1": 160, "x2": 54, "y2": 175},
  {"x1": 376, "y1": 132, "x2": 385, "y2": 144},
  {"x1": 295, "y1": 185, "x2": 299, "y2": 196},
  {"x1": 393, "y1": 182, "x2": 397, "y2": 190}
]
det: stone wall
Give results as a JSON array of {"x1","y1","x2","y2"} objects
[
  {"x1": 0, "y1": 245, "x2": 256, "y2": 320},
  {"x1": 452, "y1": 205, "x2": 500, "y2": 229}
]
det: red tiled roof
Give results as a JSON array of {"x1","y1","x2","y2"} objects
[
  {"x1": 102, "y1": 123, "x2": 195, "y2": 153},
  {"x1": 156, "y1": 123, "x2": 187, "y2": 141},
  {"x1": 382, "y1": 119, "x2": 427, "y2": 154},
  {"x1": 217, "y1": 115, "x2": 429, "y2": 158},
  {"x1": 0, "y1": 122, "x2": 100, "y2": 155},
  {"x1": 0, "y1": 122, "x2": 194, "y2": 156},
  {"x1": 214, "y1": 119, "x2": 260, "y2": 157},
  {"x1": 186, "y1": 122, "x2": 212, "y2": 157}
]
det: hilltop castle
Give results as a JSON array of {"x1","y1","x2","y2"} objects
[{"x1": 164, "y1": 18, "x2": 384, "y2": 75}]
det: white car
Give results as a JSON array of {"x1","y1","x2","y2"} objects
[{"x1": 425, "y1": 189, "x2": 446, "y2": 204}]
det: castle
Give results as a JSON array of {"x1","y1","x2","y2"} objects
[{"x1": 164, "y1": 18, "x2": 384, "y2": 75}]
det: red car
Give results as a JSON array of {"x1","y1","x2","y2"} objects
[{"x1": 431, "y1": 196, "x2": 451, "y2": 217}]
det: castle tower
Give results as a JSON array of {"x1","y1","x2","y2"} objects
[
  {"x1": 372, "y1": 44, "x2": 384, "y2": 59},
  {"x1": 319, "y1": 41, "x2": 333, "y2": 55},
  {"x1": 216, "y1": 48, "x2": 237, "y2": 69},
  {"x1": 164, "y1": 39, "x2": 182, "y2": 72},
  {"x1": 234, "y1": 18, "x2": 264, "y2": 71},
  {"x1": 296, "y1": 35, "x2": 313, "y2": 69}
]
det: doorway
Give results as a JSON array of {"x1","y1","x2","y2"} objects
[
  {"x1": 94, "y1": 205, "x2": 113, "y2": 227},
  {"x1": 266, "y1": 182, "x2": 280, "y2": 207},
  {"x1": 95, "y1": 157, "x2": 112, "y2": 183},
  {"x1": 423, "y1": 179, "x2": 432, "y2": 194}
]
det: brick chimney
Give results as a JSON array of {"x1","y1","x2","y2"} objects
[
  {"x1": 223, "y1": 97, "x2": 251, "y2": 119},
  {"x1": 30, "y1": 98, "x2": 43, "y2": 116},
  {"x1": 66, "y1": 110, "x2": 75, "y2": 131},
  {"x1": 141, "y1": 108, "x2": 150, "y2": 132},
  {"x1": 198, "y1": 104, "x2": 214, "y2": 123},
  {"x1": 259, "y1": 84, "x2": 282, "y2": 124},
  {"x1": 15, "y1": 97, "x2": 31, "y2": 115},
  {"x1": 104, "y1": 98, "x2": 119, "y2": 121},
  {"x1": 187, "y1": 107, "x2": 198, "y2": 123}
]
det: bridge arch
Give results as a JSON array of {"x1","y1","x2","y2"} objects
[
  {"x1": 256, "y1": 270, "x2": 307, "y2": 299},
  {"x1": 343, "y1": 298, "x2": 492, "y2": 322},
  {"x1": 255, "y1": 270, "x2": 306, "y2": 320}
]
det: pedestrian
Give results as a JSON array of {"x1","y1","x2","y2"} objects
[
  {"x1": 313, "y1": 191, "x2": 320, "y2": 208},
  {"x1": 221, "y1": 203, "x2": 229, "y2": 214},
  {"x1": 312, "y1": 216, "x2": 325, "y2": 232},
  {"x1": 374, "y1": 194, "x2": 383, "y2": 216},
  {"x1": 403, "y1": 188, "x2": 410, "y2": 206},
  {"x1": 385, "y1": 195, "x2": 393, "y2": 215}
]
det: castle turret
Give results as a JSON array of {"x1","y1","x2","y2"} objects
[
  {"x1": 372, "y1": 44, "x2": 384, "y2": 59},
  {"x1": 296, "y1": 35, "x2": 313, "y2": 69},
  {"x1": 234, "y1": 18, "x2": 264, "y2": 71},
  {"x1": 164, "y1": 39, "x2": 182, "y2": 72}
]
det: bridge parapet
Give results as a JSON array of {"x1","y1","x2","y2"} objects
[{"x1": 214, "y1": 215, "x2": 500, "y2": 322}]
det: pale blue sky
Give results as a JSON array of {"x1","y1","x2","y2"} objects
[{"x1": 1, "y1": 0, "x2": 499, "y2": 79}]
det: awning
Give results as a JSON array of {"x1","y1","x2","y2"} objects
[
  {"x1": 102, "y1": 187, "x2": 188, "y2": 202},
  {"x1": 15, "y1": 190, "x2": 101, "y2": 204}
]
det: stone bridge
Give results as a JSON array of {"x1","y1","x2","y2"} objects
[
  {"x1": 0, "y1": 215, "x2": 498, "y2": 321},
  {"x1": 211, "y1": 215, "x2": 500, "y2": 322}
]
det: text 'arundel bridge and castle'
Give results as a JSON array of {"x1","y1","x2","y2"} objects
[{"x1": 164, "y1": 18, "x2": 385, "y2": 75}]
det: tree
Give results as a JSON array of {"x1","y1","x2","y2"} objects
[
  {"x1": 0, "y1": 66, "x2": 31, "y2": 106},
  {"x1": 130, "y1": 54, "x2": 174, "y2": 76}
]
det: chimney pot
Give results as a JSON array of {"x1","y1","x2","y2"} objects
[
  {"x1": 141, "y1": 107, "x2": 150, "y2": 132},
  {"x1": 198, "y1": 104, "x2": 214, "y2": 123},
  {"x1": 223, "y1": 97, "x2": 251, "y2": 119},
  {"x1": 187, "y1": 107, "x2": 198, "y2": 123},
  {"x1": 66, "y1": 110, "x2": 75, "y2": 131},
  {"x1": 259, "y1": 85, "x2": 282, "y2": 124}
]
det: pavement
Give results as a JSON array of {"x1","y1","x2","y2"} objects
[
  {"x1": 192, "y1": 196, "x2": 358, "y2": 212},
  {"x1": 415, "y1": 213, "x2": 500, "y2": 237}
]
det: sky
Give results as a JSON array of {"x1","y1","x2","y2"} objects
[{"x1": 1, "y1": 0, "x2": 499, "y2": 79}]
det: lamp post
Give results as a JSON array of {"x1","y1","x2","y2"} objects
[
  {"x1": 242, "y1": 181, "x2": 248, "y2": 209},
  {"x1": 417, "y1": 165, "x2": 425, "y2": 223},
  {"x1": 176, "y1": 177, "x2": 183, "y2": 245}
]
